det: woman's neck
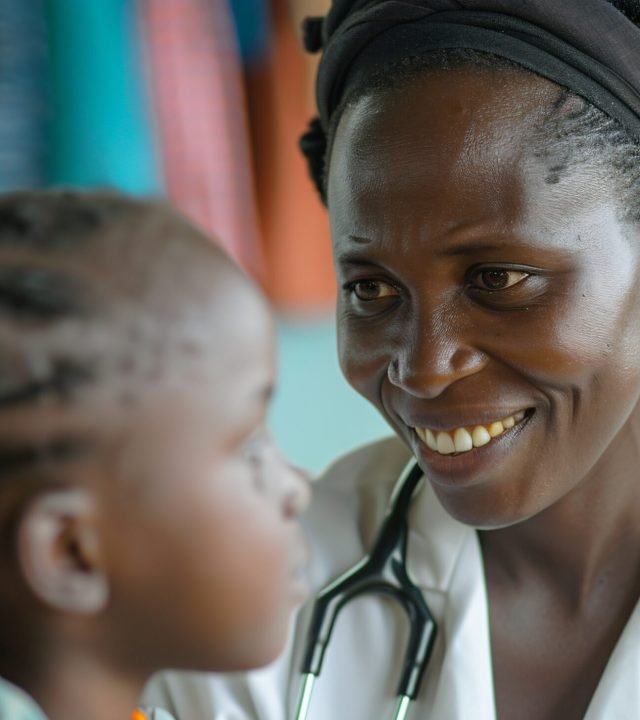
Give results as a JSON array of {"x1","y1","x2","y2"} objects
[{"x1": 479, "y1": 415, "x2": 640, "y2": 609}]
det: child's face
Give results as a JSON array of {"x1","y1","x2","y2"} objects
[{"x1": 92, "y1": 264, "x2": 310, "y2": 672}]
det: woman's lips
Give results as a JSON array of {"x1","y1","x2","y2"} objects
[
  {"x1": 409, "y1": 409, "x2": 535, "y2": 486},
  {"x1": 414, "y1": 409, "x2": 528, "y2": 455}
]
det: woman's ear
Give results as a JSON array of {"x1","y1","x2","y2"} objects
[{"x1": 16, "y1": 487, "x2": 109, "y2": 614}]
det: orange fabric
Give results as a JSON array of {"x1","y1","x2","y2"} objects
[{"x1": 246, "y1": 0, "x2": 335, "y2": 312}]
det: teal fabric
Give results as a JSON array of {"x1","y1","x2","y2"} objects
[
  {"x1": 228, "y1": 0, "x2": 272, "y2": 65},
  {"x1": 44, "y1": 0, "x2": 160, "y2": 193},
  {"x1": 0, "y1": 679, "x2": 46, "y2": 720}
]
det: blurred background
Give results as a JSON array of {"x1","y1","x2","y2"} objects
[{"x1": 0, "y1": 0, "x2": 389, "y2": 473}]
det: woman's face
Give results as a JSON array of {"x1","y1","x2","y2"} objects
[{"x1": 328, "y1": 68, "x2": 640, "y2": 528}]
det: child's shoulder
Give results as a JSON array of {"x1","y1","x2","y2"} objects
[{"x1": 0, "y1": 681, "x2": 176, "y2": 720}]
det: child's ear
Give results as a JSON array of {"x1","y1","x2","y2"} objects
[{"x1": 17, "y1": 487, "x2": 109, "y2": 614}]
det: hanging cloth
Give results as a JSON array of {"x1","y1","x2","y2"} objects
[
  {"x1": 245, "y1": 0, "x2": 335, "y2": 312},
  {"x1": 138, "y1": 0, "x2": 263, "y2": 278},
  {"x1": 227, "y1": 0, "x2": 272, "y2": 66},
  {"x1": 43, "y1": 0, "x2": 160, "y2": 194},
  {"x1": 0, "y1": 0, "x2": 48, "y2": 191}
]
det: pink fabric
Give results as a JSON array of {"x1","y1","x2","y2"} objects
[{"x1": 139, "y1": 0, "x2": 263, "y2": 277}]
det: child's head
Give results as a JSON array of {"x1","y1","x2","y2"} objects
[{"x1": 0, "y1": 190, "x2": 310, "y2": 704}]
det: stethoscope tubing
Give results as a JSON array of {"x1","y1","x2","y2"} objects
[
  {"x1": 293, "y1": 460, "x2": 436, "y2": 719},
  {"x1": 295, "y1": 677, "x2": 412, "y2": 720}
]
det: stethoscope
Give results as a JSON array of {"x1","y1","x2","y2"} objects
[{"x1": 294, "y1": 459, "x2": 437, "y2": 720}]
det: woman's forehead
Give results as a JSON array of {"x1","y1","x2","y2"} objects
[
  {"x1": 327, "y1": 68, "x2": 633, "y2": 257},
  {"x1": 334, "y1": 68, "x2": 557, "y2": 158},
  {"x1": 329, "y1": 70, "x2": 548, "y2": 216}
]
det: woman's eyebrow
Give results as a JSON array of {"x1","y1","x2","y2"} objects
[
  {"x1": 339, "y1": 231, "x2": 517, "y2": 258},
  {"x1": 334, "y1": 256, "x2": 394, "y2": 279},
  {"x1": 437, "y1": 242, "x2": 511, "y2": 257},
  {"x1": 335, "y1": 254, "x2": 375, "y2": 266}
]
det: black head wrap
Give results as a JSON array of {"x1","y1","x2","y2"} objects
[{"x1": 300, "y1": 0, "x2": 640, "y2": 201}]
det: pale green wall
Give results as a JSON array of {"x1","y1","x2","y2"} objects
[{"x1": 270, "y1": 317, "x2": 390, "y2": 474}]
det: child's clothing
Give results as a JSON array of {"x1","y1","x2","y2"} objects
[
  {"x1": 0, "y1": 679, "x2": 45, "y2": 720},
  {"x1": 0, "y1": 678, "x2": 175, "y2": 720},
  {"x1": 134, "y1": 708, "x2": 176, "y2": 720}
]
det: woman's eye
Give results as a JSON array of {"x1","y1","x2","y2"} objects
[
  {"x1": 471, "y1": 268, "x2": 529, "y2": 291},
  {"x1": 349, "y1": 280, "x2": 398, "y2": 301}
]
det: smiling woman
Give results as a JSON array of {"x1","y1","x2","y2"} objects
[
  {"x1": 330, "y1": 67, "x2": 640, "y2": 534},
  {"x1": 143, "y1": 2, "x2": 640, "y2": 720}
]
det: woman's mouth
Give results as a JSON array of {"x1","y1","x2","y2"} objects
[{"x1": 414, "y1": 409, "x2": 529, "y2": 456}]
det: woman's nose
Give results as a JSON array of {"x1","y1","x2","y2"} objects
[{"x1": 387, "y1": 319, "x2": 486, "y2": 399}]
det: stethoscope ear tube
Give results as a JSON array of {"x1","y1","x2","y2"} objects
[{"x1": 295, "y1": 461, "x2": 437, "y2": 719}]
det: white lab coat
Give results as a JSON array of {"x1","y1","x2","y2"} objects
[{"x1": 143, "y1": 437, "x2": 640, "y2": 719}]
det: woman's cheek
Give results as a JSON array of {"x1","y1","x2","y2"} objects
[{"x1": 338, "y1": 327, "x2": 391, "y2": 401}]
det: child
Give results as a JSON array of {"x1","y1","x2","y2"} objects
[{"x1": 0, "y1": 190, "x2": 310, "y2": 720}]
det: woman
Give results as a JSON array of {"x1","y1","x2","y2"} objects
[{"x1": 143, "y1": 1, "x2": 640, "y2": 718}]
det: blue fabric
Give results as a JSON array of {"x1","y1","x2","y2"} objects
[
  {"x1": 44, "y1": 0, "x2": 161, "y2": 193},
  {"x1": 227, "y1": 0, "x2": 272, "y2": 64},
  {"x1": 0, "y1": 0, "x2": 48, "y2": 190}
]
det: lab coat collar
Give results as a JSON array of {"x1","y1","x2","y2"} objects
[
  {"x1": 406, "y1": 477, "x2": 472, "y2": 592},
  {"x1": 585, "y1": 598, "x2": 640, "y2": 718},
  {"x1": 406, "y1": 474, "x2": 640, "y2": 719},
  {"x1": 407, "y1": 477, "x2": 498, "y2": 719}
]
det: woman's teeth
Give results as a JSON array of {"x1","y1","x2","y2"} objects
[{"x1": 415, "y1": 411, "x2": 526, "y2": 456}]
